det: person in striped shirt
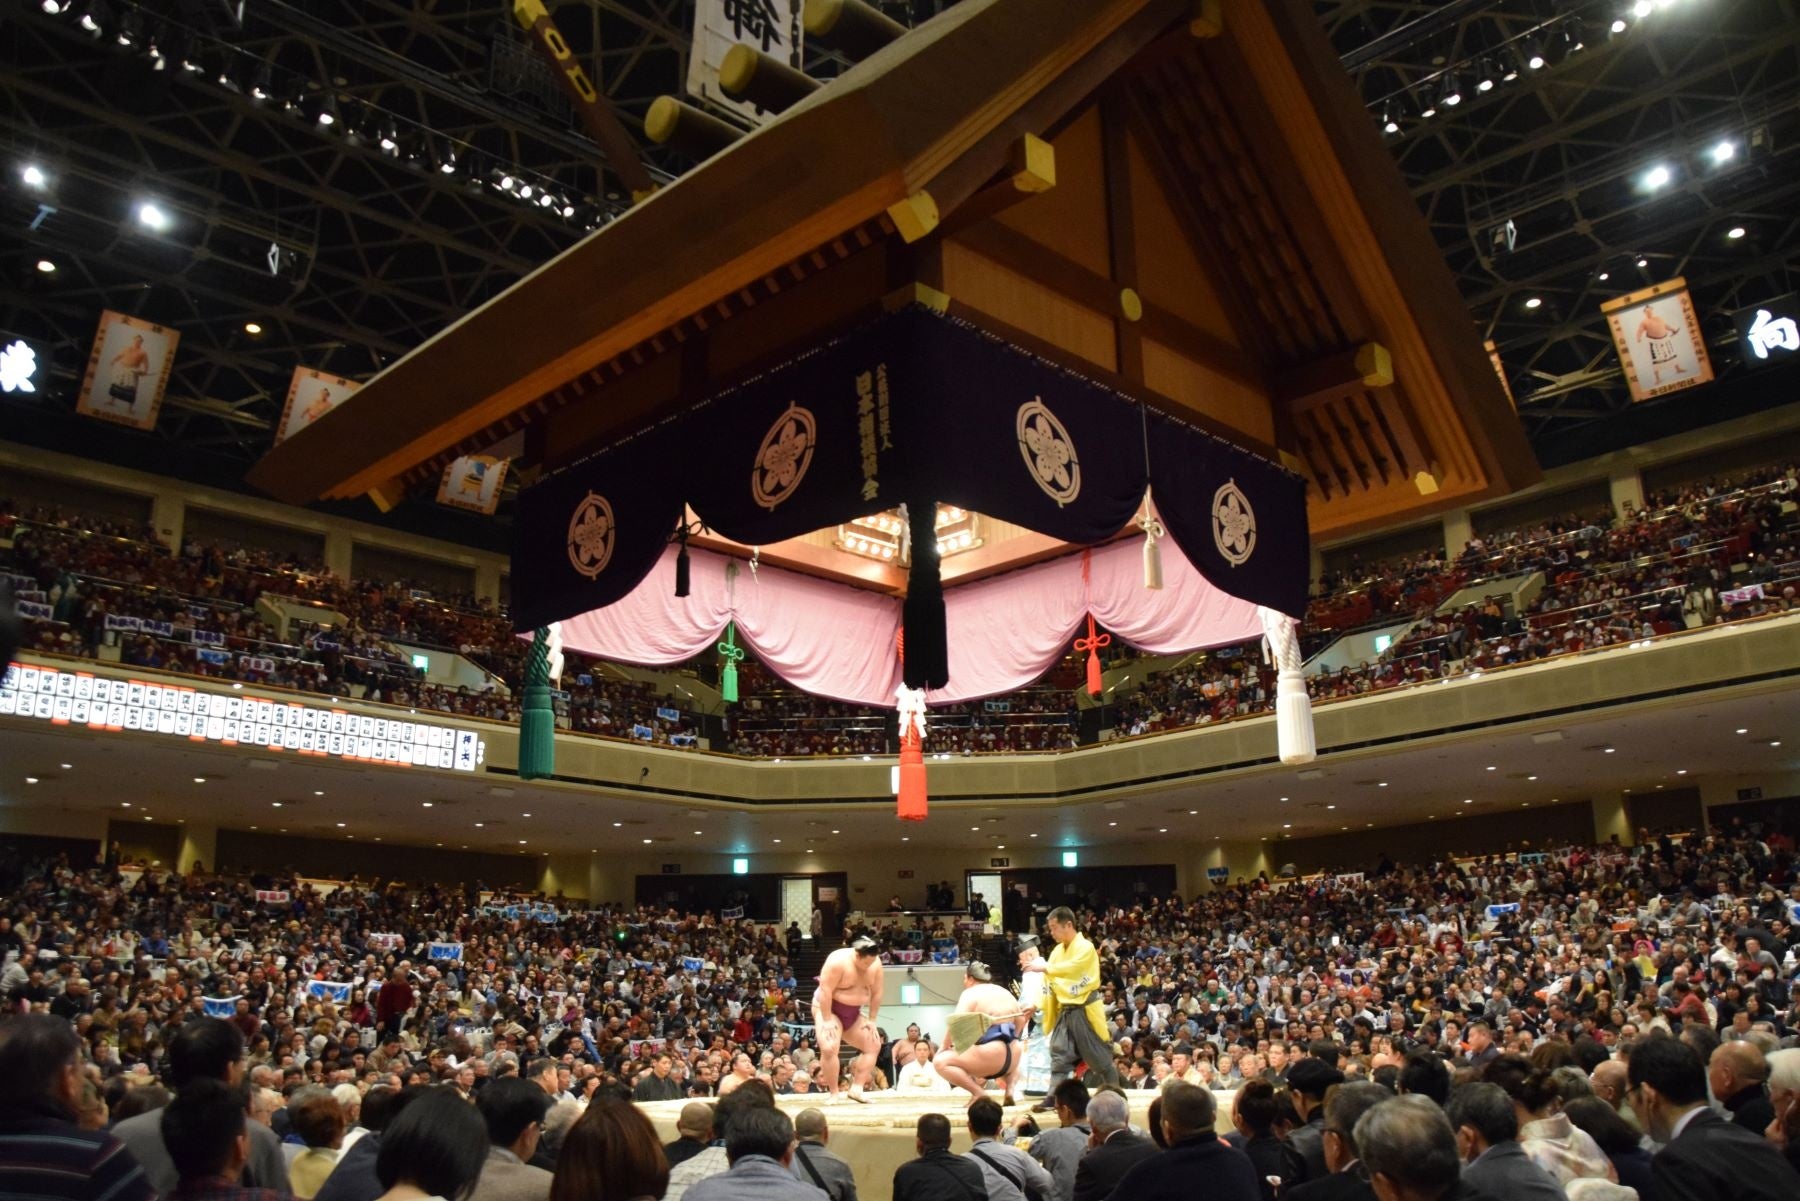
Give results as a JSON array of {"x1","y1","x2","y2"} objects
[{"x1": 0, "y1": 1013, "x2": 155, "y2": 1201}]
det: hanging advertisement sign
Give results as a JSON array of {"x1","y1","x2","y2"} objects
[
  {"x1": 1599, "y1": 278, "x2": 1714, "y2": 402},
  {"x1": 77, "y1": 311, "x2": 180, "y2": 430}
]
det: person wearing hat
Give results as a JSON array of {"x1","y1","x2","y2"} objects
[
  {"x1": 1287, "y1": 1057, "x2": 1347, "y2": 1181},
  {"x1": 1024, "y1": 907, "x2": 1119, "y2": 1111},
  {"x1": 936, "y1": 962, "x2": 1027, "y2": 1107},
  {"x1": 811, "y1": 936, "x2": 884, "y2": 1103}
]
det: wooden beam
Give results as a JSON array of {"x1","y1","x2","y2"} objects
[
  {"x1": 918, "y1": 0, "x2": 1187, "y2": 232},
  {"x1": 1101, "y1": 98, "x2": 1143, "y2": 384},
  {"x1": 1276, "y1": 342, "x2": 1391, "y2": 412},
  {"x1": 937, "y1": 134, "x2": 1058, "y2": 235},
  {"x1": 952, "y1": 220, "x2": 1264, "y2": 394}
]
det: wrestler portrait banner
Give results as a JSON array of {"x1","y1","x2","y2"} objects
[
  {"x1": 76, "y1": 310, "x2": 180, "y2": 431},
  {"x1": 436, "y1": 454, "x2": 510, "y2": 515},
  {"x1": 1600, "y1": 278, "x2": 1714, "y2": 403},
  {"x1": 274, "y1": 367, "x2": 361, "y2": 446}
]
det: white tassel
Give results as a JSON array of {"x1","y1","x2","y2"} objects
[
  {"x1": 545, "y1": 621, "x2": 565, "y2": 686},
  {"x1": 1138, "y1": 491, "x2": 1165, "y2": 590},
  {"x1": 1259, "y1": 606, "x2": 1315, "y2": 765}
]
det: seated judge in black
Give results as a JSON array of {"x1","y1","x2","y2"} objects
[
  {"x1": 893, "y1": 1113, "x2": 988, "y2": 1201},
  {"x1": 1106, "y1": 1081, "x2": 1259, "y2": 1201}
]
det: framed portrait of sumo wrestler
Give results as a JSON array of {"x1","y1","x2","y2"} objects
[
  {"x1": 436, "y1": 454, "x2": 509, "y2": 515},
  {"x1": 76, "y1": 311, "x2": 181, "y2": 431},
  {"x1": 1601, "y1": 278, "x2": 1714, "y2": 403},
  {"x1": 274, "y1": 367, "x2": 361, "y2": 446}
]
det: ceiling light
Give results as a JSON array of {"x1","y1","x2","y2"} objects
[
  {"x1": 695, "y1": 830, "x2": 703, "y2": 835},
  {"x1": 60, "y1": 764, "x2": 71, "y2": 770},
  {"x1": 22, "y1": 164, "x2": 47, "y2": 188},
  {"x1": 1463, "y1": 799, "x2": 1473, "y2": 805},
  {"x1": 421, "y1": 802, "x2": 432, "y2": 808},
  {"x1": 77, "y1": 6, "x2": 101, "y2": 35},
  {"x1": 1737, "y1": 728, "x2": 1748, "y2": 734},
  {"x1": 1108, "y1": 821, "x2": 1117, "y2": 827},
  {"x1": 902, "y1": 836, "x2": 909, "y2": 842},
  {"x1": 521, "y1": 840, "x2": 529, "y2": 845},
  {"x1": 35, "y1": 258, "x2": 58, "y2": 274},
  {"x1": 271, "y1": 802, "x2": 281, "y2": 808},
  {"x1": 474, "y1": 822, "x2": 484, "y2": 828},
  {"x1": 1189, "y1": 810, "x2": 1198, "y2": 815},
  {"x1": 1381, "y1": 105, "x2": 1399, "y2": 135},
  {"x1": 1633, "y1": 0, "x2": 1653, "y2": 16},
  {"x1": 1611, "y1": 18, "x2": 1627, "y2": 34},
  {"x1": 1029, "y1": 833, "x2": 1037, "y2": 838},
  {"x1": 136, "y1": 202, "x2": 170, "y2": 230},
  {"x1": 1773, "y1": 740, "x2": 1784, "y2": 748},
  {"x1": 1710, "y1": 139, "x2": 1735, "y2": 165},
  {"x1": 1485, "y1": 765, "x2": 1497, "y2": 771},
  {"x1": 1676, "y1": 769, "x2": 1687, "y2": 775},
  {"x1": 1636, "y1": 257, "x2": 1649, "y2": 268},
  {"x1": 1524, "y1": 41, "x2": 1546, "y2": 70},
  {"x1": 1282, "y1": 823, "x2": 1291, "y2": 829},
  {"x1": 1598, "y1": 271, "x2": 1610, "y2": 281},
  {"x1": 1419, "y1": 98, "x2": 1438, "y2": 120},
  {"x1": 1527, "y1": 775, "x2": 1538, "y2": 781},
  {"x1": 336, "y1": 822, "x2": 346, "y2": 828},
  {"x1": 244, "y1": 322, "x2": 262, "y2": 335},
  {"x1": 1642, "y1": 164, "x2": 1673, "y2": 191},
  {"x1": 1524, "y1": 297, "x2": 1542, "y2": 309},
  {"x1": 1727, "y1": 226, "x2": 1745, "y2": 239},
  {"x1": 1439, "y1": 73, "x2": 1462, "y2": 107},
  {"x1": 193, "y1": 776, "x2": 206, "y2": 783},
  {"x1": 42, "y1": 2, "x2": 69, "y2": 13},
  {"x1": 522, "y1": 812, "x2": 531, "y2": 817},
  {"x1": 313, "y1": 790, "x2": 323, "y2": 796},
  {"x1": 1603, "y1": 747, "x2": 1615, "y2": 753},
  {"x1": 1327, "y1": 804, "x2": 1337, "y2": 810},
  {"x1": 773, "y1": 839, "x2": 781, "y2": 843},
  {"x1": 24, "y1": 777, "x2": 39, "y2": 784}
]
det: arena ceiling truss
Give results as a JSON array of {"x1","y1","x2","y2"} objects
[{"x1": 1, "y1": 0, "x2": 1796, "y2": 527}]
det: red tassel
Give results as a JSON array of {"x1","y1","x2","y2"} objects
[
  {"x1": 1074, "y1": 614, "x2": 1111, "y2": 698},
  {"x1": 895, "y1": 627, "x2": 928, "y2": 822},
  {"x1": 897, "y1": 740, "x2": 928, "y2": 822}
]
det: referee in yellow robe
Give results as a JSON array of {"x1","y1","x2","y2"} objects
[{"x1": 1024, "y1": 905, "x2": 1118, "y2": 1109}]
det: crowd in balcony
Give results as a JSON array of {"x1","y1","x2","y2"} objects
[{"x1": 4, "y1": 459, "x2": 1797, "y2": 758}]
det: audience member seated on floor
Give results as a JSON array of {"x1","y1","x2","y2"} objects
[
  {"x1": 162, "y1": 1078, "x2": 289, "y2": 1201},
  {"x1": 1108, "y1": 1081, "x2": 1261, "y2": 1201},
  {"x1": 470, "y1": 1078, "x2": 554, "y2": 1201},
  {"x1": 1627, "y1": 1035, "x2": 1800, "y2": 1201},
  {"x1": 550, "y1": 1099, "x2": 669, "y2": 1201},
  {"x1": 370, "y1": 1087, "x2": 487, "y2": 1201},
  {"x1": 893, "y1": 1112, "x2": 989, "y2": 1201},
  {"x1": 0, "y1": 1013, "x2": 155, "y2": 1201}
]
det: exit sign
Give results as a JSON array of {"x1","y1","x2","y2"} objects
[
  {"x1": 897, "y1": 869, "x2": 914, "y2": 879},
  {"x1": 1737, "y1": 787, "x2": 1764, "y2": 801},
  {"x1": 661, "y1": 863, "x2": 682, "y2": 874},
  {"x1": 990, "y1": 857, "x2": 1010, "y2": 868}
]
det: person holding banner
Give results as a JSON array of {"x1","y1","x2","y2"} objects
[
  {"x1": 375, "y1": 966, "x2": 414, "y2": 1039},
  {"x1": 1025, "y1": 906, "x2": 1118, "y2": 1110},
  {"x1": 812, "y1": 936, "x2": 884, "y2": 1104}
]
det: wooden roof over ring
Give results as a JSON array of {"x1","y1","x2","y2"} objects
[{"x1": 249, "y1": 0, "x2": 1538, "y2": 544}]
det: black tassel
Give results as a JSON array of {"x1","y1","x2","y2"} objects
[
  {"x1": 902, "y1": 500, "x2": 948, "y2": 689},
  {"x1": 674, "y1": 527, "x2": 691, "y2": 598}
]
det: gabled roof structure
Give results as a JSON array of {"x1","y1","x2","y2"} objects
[{"x1": 250, "y1": 0, "x2": 1538, "y2": 552}]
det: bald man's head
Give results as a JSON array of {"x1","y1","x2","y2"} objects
[
  {"x1": 1589, "y1": 1058, "x2": 1629, "y2": 1109},
  {"x1": 676, "y1": 1101, "x2": 714, "y2": 1139},
  {"x1": 1709, "y1": 1041, "x2": 1768, "y2": 1100}
]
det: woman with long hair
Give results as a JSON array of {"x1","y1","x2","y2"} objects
[{"x1": 1563, "y1": 1096, "x2": 1656, "y2": 1201}]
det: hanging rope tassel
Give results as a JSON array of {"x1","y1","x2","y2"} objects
[
  {"x1": 519, "y1": 626, "x2": 556, "y2": 781},
  {"x1": 1072, "y1": 551, "x2": 1111, "y2": 697},
  {"x1": 1259, "y1": 606, "x2": 1316, "y2": 765},
  {"x1": 1138, "y1": 489, "x2": 1165, "y2": 591},
  {"x1": 717, "y1": 620, "x2": 743, "y2": 704},
  {"x1": 894, "y1": 629, "x2": 928, "y2": 822}
]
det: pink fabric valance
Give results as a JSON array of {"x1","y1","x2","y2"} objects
[{"x1": 552, "y1": 536, "x2": 1264, "y2": 708}]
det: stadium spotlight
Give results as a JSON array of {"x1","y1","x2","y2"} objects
[
  {"x1": 1524, "y1": 40, "x2": 1546, "y2": 70},
  {"x1": 1500, "y1": 48, "x2": 1520, "y2": 82},
  {"x1": 76, "y1": 3, "x2": 105, "y2": 37},
  {"x1": 249, "y1": 62, "x2": 273, "y2": 101},
  {"x1": 1710, "y1": 139, "x2": 1735, "y2": 164},
  {"x1": 136, "y1": 201, "x2": 170, "y2": 231},
  {"x1": 1641, "y1": 163, "x2": 1673, "y2": 191},
  {"x1": 1475, "y1": 58, "x2": 1496, "y2": 92},
  {"x1": 21, "y1": 164, "x2": 48, "y2": 188},
  {"x1": 115, "y1": 9, "x2": 141, "y2": 45},
  {"x1": 1726, "y1": 226, "x2": 1746, "y2": 239},
  {"x1": 1524, "y1": 296, "x2": 1543, "y2": 310},
  {"x1": 1381, "y1": 104, "x2": 1399, "y2": 135},
  {"x1": 1440, "y1": 72, "x2": 1463, "y2": 107}
]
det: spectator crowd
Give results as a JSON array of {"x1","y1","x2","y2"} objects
[{"x1": 4, "y1": 810, "x2": 1800, "y2": 1199}]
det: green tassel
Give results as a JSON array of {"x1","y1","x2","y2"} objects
[
  {"x1": 519, "y1": 627, "x2": 555, "y2": 781},
  {"x1": 717, "y1": 620, "x2": 743, "y2": 705}
]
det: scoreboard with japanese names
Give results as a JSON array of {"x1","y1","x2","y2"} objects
[{"x1": 1, "y1": 663, "x2": 486, "y2": 772}]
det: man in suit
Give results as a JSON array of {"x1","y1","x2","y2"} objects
[
  {"x1": 1708, "y1": 1042, "x2": 1776, "y2": 1134},
  {"x1": 1107, "y1": 1081, "x2": 1259, "y2": 1201},
  {"x1": 113, "y1": 1019, "x2": 288, "y2": 1194},
  {"x1": 1286, "y1": 1082, "x2": 1392, "y2": 1201},
  {"x1": 1443, "y1": 1083, "x2": 1563, "y2": 1201},
  {"x1": 687, "y1": 1106, "x2": 827, "y2": 1201},
  {"x1": 790, "y1": 1110, "x2": 857, "y2": 1201},
  {"x1": 1071, "y1": 1090, "x2": 1156, "y2": 1201},
  {"x1": 1628, "y1": 1035, "x2": 1800, "y2": 1201},
  {"x1": 1286, "y1": 1058, "x2": 1347, "y2": 1182},
  {"x1": 469, "y1": 1078, "x2": 554, "y2": 1201},
  {"x1": 1355, "y1": 1096, "x2": 1486, "y2": 1201},
  {"x1": 893, "y1": 1113, "x2": 989, "y2": 1201}
]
